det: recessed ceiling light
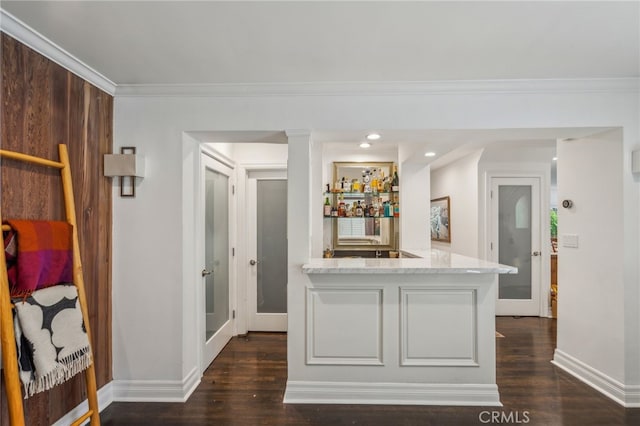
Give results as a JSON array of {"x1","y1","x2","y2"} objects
[
  {"x1": 366, "y1": 133, "x2": 381, "y2": 141},
  {"x1": 424, "y1": 152, "x2": 436, "y2": 157},
  {"x1": 360, "y1": 142, "x2": 371, "y2": 148},
  {"x1": 552, "y1": 157, "x2": 558, "y2": 161}
]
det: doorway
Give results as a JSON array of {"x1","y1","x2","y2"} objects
[
  {"x1": 490, "y1": 177, "x2": 542, "y2": 316},
  {"x1": 200, "y1": 153, "x2": 235, "y2": 372},
  {"x1": 246, "y1": 170, "x2": 288, "y2": 332}
]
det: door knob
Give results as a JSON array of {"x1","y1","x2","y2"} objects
[
  {"x1": 202, "y1": 269, "x2": 213, "y2": 277},
  {"x1": 531, "y1": 251, "x2": 541, "y2": 257},
  {"x1": 249, "y1": 259, "x2": 260, "y2": 265}
]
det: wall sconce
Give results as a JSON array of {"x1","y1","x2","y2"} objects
[
  {"x1": 633, "y1": 150, "x2": 640, "y2": 174},
  {"x1": 104, "y1": 147, "x2": 145, "y2": 197}
]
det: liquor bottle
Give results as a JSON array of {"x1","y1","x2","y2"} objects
[
  {"x1": 378, "y1": 171, "x2": 385, "y2": 192},
  {"x1": 324, "y1": 197, "x2": 331, "y2": 217},
  {"x1": 356, "y1": 201, "x2": 363, "y2": 217},
  {"x1": 393, "y1": 201, "x2": 400, "y2": 218},
  {"x1": 363, "y1": 171, "x2": 372, "y2": 193},
  {"x1": 338, "y1": 194, "x2": 346, "y2": 217},
  {"x1": 391, "y1": 165, "x2": 399, "y2": 192},
  {"x1": 371, "y1": 168, "x2": 378, "y2": 194}
]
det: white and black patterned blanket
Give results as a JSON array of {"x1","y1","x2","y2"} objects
[{"x1": 13, "y1": 284, "x2": 92, "y2": 398}]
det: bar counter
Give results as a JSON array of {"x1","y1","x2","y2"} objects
[
  {"x1": 302, "y1": 249, "x2": 517, "y2": 275},
  {"x1": 284, "y1": 249, "x2": 516, "y2": 406}
]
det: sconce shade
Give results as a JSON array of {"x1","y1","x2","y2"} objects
[
  {"x1": 104, "y1": 154, "x2": 145, "y2": 177},
  {"x1": 633, "y1": 150, "x2": 640, "y2": 174}
]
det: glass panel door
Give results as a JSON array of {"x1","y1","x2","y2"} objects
[
  {"x1": 247, "y1": 171, "x2": 288, "y2": 332},
  {"x1": 498, "y1": 185, "x2": 532, "y2": 300},
  {"x1": 492, "y1": 177, "x2": 541, "y2": 316},
  {"x1": 205, "y1": 167, "x2": 229, "y2": 338},
  {"x1": 256, "y1": 180, "x2": 288, "y2": 314},
  {"x1": 201, "y1": 154, "x2": 233, "y2": 371}
]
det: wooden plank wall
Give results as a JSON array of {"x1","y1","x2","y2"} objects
[{"x1": 0, "y1": 33, "x2": 113, "y2": 425}]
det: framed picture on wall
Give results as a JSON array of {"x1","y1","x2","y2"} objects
[{"x1": 430, "y1": 196, "x2": 451, "y2": 242}]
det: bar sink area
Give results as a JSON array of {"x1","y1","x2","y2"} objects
[
  {"x1": 330, "y1": 249, "x2": 420, "y2": 259},
  {"x1": 332, "y1": 250, "x2": 393, "y2": 258}
]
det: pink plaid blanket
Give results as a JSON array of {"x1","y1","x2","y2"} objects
[{"x1": 3, "y1": 220, "x2": 74, "y2": 297}]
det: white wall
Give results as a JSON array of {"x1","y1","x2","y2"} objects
[
  {"x1": 112, "y1": 81, "x2": 640, "y2": 405},
  {"x1": 398, "y1": 145, "x2": 431, "y2": 251},
  {"x1": 553, "y1": 130, "x2": 627, "y2": 388},
  {"x1": 227, "y1": 142, "x2": 288, "y2": 164},
  {"x1": 430, "y1": 150, "x2": 484, "y2": 257},
  {"x1": 398, "y1": 161, "x2": 430, "y2": 250}
]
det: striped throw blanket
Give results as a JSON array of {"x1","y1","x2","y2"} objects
[
  {"x1": 13, "y1": 284, "x2": 92, "y2": 398},
  {"x1": 3, "y1": 220, "x2": 74, "y2": 297}
]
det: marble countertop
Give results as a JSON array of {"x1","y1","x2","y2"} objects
[{"x1": 302, "y1": 248, "x2": 518, "y2": 274}]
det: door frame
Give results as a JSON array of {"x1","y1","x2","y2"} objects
[
  {"x1": 196, "y1": 145, "x2": 237, "y2": 374},
  {"x1": 482, "y1": 169, "x2": 551, "y2": 317},
  {"x1": 245, "y1": 168, "x2": 288, "y2": 331}
]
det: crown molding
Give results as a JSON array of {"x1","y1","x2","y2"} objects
[
  {"x1": 115, "y1": 78, "x2": 639, "y2": 98},
  {"x1": 1, "y1": 7, "x2": 636, "y2": 100},
  {"x1": 0, "y1": 9, "x2": 117, "y2": 95}
]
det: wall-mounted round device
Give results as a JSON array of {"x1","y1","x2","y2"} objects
[{"x1": 562, "y1": 199, "x2": 573, "y2": 209}]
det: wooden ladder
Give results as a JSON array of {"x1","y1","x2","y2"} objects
[{"x1": 0, "y1": 145, "x2": 100, "y2": 425}]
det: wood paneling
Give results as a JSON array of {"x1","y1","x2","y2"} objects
[{"x1": 0, "y1": 33, "x2": 112, "y2": 425}]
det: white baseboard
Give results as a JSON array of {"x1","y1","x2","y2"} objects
[
  {"x1": 53, "y1": 367, "x2": 202, "y2": 425},
  {"x1": 52, "y1": 382, "x2": 114, "y2": 426},
  {"x1": 112, "y1": 367, "x2": 201, "y2": 402},
  {"x1": 284, "y1": 380, "x2": 502, "y2": 406},
  {"x1": 552, "y1": 349, "x2": 640, "y2": 407}
]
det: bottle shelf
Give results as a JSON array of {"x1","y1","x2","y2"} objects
[
  {"x1": 323, "y1": 216, "x2": 397, "y2": 219},
  {"x1": 324, "y1": 191, "x2": 398, "y2": 196}
]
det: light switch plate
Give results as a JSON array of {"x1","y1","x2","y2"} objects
[{"x1": 562, "y1": 234, "x2": 579, "y2": 248}]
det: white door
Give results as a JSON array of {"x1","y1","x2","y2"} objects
[
  {"x1": 201, "y1": 154, "x2": 234, "y2": 371},
  {"x1": 491, "y1": 177, "x2": 542, "y2": 316},
  {"x1": 247, "y1": 171, "x2": 288, "y2": 331}
]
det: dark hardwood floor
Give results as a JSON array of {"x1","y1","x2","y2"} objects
[{"x1": 101, "y1": 317, "x2": 640, "y2": 425}]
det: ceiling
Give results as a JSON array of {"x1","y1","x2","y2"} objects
[
  {"x1": 1, "y1": 2, "x2": 636, "y2": 167},
  {"x1": 2, "y1": 1, "x2": 638, "y2": 86}
]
